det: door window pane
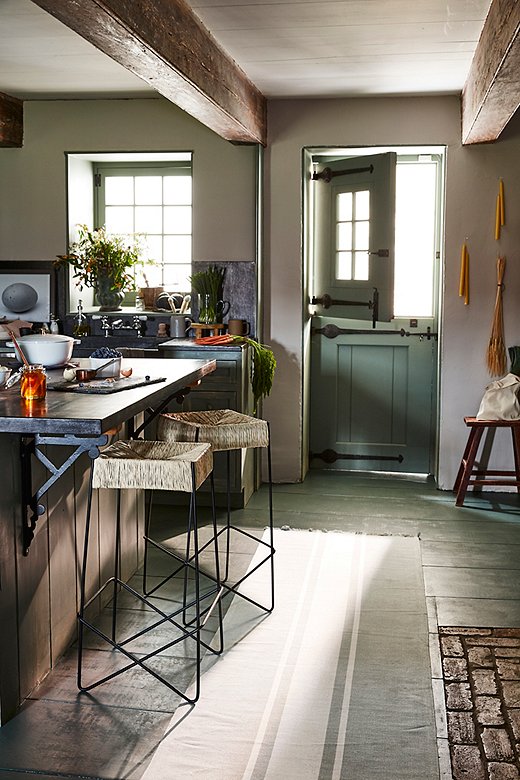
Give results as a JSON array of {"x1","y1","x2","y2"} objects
[
  {"x1": 394, "y1": 163, "x2": 436, "y2": 317},
  {"x1": 355, "y1": 221, "x2": 369, "y2": 250},
  {"x1": 335, "y1": 189, "x2": 370, "y2": 282},
  {"x1": 355, "y1": 190, "x2": 370, "y2": 220},
  {"x1": 337, "y1": 222, "x2": 352, "y2": 251},
  {"x1": 354, "y1": 251, "x2": 369, "y2": 280},
  {"x1": 337, "y1": 192, "x2": 352, "y2": 221},
  {"x1": 337, "y1": 251, "x2": 352, "y2": 280}
]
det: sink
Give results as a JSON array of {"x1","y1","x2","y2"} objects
[{"x1": 71, "y1": 335, "x2": 165, "y2": 356}]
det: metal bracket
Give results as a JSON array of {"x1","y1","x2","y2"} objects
[
  {"x1": 20, "y1": 433, "x2": 108, "y2": 556},
  {"x1": 312, "y1": 164, "x2": 374, "y2": 183},
  {"x1": 130, "y1": 385, "x2": 192, "y2": 440},
  {"x1": 313, "y1": 323, "x2": 437, "y2": 340},
  {"x1": 311, "y1": 287, "x2": 379, "y2": 327},
  {"x1": 310, "y1": 449, "x2": 404, "y2": 464}
]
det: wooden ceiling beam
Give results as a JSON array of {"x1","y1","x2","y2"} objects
[
  {"x1": 30, "y1": 0, "x2": 267, "y2": 145},
  {"x1": 0, "y1": 92, "x2": 23, "y2": 147},
  {"x1": 462, "y1": 0, "x2": 520, "y2": 145}
]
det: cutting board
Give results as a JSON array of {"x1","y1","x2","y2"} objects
[{"x1": 48, "y1": 375, "x2": 166, "y2": 394}]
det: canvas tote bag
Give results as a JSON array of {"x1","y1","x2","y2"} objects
[{"x1": 476, "y1": 373, "x2": 520, "y2": 420}]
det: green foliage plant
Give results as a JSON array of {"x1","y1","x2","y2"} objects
[
  {"x1": 55, "y1": 224, "x2": 146, "y2": 293},
  {"x1": 230, "y1": 335, "x2": 276, "y2": 412}
]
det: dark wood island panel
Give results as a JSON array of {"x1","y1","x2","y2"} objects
[{"x1": 0, "y1": 358, "x2": 215, "y2": 725}]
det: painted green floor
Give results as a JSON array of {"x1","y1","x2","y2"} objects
[{"x1": 1, "y1": 471, "x2": 519, "y2": 779}]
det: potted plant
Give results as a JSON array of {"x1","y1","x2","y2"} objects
[{"x1": 56, "y1": 224, "x2": 147, "y2": 311}]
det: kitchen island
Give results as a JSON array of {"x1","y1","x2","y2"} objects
[{"x1": 0, "y1": 357, "x2": 216, "y2": 725}]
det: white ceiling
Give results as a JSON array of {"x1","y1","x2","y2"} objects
[{"x1": 0, "y1": 0, "x2": 492, "y2": 101}]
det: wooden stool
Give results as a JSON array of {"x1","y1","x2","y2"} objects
[
  {"x1": 453, "y1": 417, "x2": 520, "y2": 506},
  {"x1": 77, "y1": 440, "x2": 222, "y2": 704}
]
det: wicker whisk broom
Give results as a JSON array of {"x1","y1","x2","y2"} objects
[{"x1": 486, "y1": 256, "x2": 507, "y2": 376}]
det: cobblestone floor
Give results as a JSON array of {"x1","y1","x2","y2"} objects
[{"x1": 440, "y1": 627, "x2": 520, "y2": 780}]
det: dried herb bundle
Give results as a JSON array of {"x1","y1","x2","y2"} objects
[{"x1": 486, "y1": 256, "x2": 507, "y2": 376}]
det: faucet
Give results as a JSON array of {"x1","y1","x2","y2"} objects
[{"x1": 93, "y1": 315, "x2": 147, "y2": 337}]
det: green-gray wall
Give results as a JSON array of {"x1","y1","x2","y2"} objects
[
  {"x1": 265, "y1": 96, "x2": 520, "y2": 488},
  {"x1": 2, "y1": 95, "x2": 520, "y2": 490}
]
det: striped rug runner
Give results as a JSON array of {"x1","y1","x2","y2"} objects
[{"x1": 142, "y1": 529, "x2": 438, "y2": 780}]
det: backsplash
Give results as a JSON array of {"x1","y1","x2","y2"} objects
[{"x1": 191, "y1": 261, "x2": 257, "y2": 337}]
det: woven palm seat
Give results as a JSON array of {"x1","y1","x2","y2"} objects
[
  {"x1": 154, "y1": 409, "x2": 275, "y2": 624},
  {"x1": 157, "y1": 409, "x2": 269, "y2": 451},
  {"x1": 93, "y1": 440, "x2": 213, "y2": 492},
  {"x1": 78, "y1": 437, "x2": 222, "y2": 705}
]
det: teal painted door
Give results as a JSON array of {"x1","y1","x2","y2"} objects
[
  {"x1": 310, "y1": 315, "x2": 437, "y2": 473},
  {"x1": 309, "y1": 152, "x2": 439, "y2": 474},
  {"x1": 312, "y1": 153, "x2": 396, "y2": 322}
]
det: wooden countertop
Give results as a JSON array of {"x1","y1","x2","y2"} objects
[{"x1": 0, "y1": 357, "x2": 216, "y2": 436}]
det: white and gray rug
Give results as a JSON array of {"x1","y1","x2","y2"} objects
[{"x1": 142, "y1": 528, "x2": 438, "y2": 780}]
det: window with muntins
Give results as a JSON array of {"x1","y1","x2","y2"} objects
[{"x1": 94, "y1": 160, "x2": 192, "y2": 292}]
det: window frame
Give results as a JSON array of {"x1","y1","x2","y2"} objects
[{"x1": 93, "y1": 159, "x2": 193, "y2": 292}]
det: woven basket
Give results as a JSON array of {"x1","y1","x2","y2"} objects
[{"x1": 139, "y1": 286, "x2": 163, "y2": 309}]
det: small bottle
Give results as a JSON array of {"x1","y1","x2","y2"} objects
[
  {"x1": 49, "y1": 315, "x2": 60, "y2": 334},
  {"x1": 73, "y1": 300, "x2": 90, "y2": 337},
  {"x1": 20, "y1": 364, "x2": 47, "y2": 400}
]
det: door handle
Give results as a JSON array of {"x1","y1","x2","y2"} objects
[{"x1": 368, "y1": 249, "x2": 389, "y2": 257}]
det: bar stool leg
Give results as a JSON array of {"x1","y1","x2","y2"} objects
[
  {"x1": 77, "y1": 460, "x2": 95, "y2": 692},
  {"x1": 111, "y1": 489, "x2": 121, "y2": 643},
  {"x1": 222, "y1": 450, "x2": 232, "y2": 582},
  {"x1": 209, "y1": 470, "x2": 224, "y2": 654},
  {"x1": 190, "y1": 462, "x2": 201, "y2": 704},
  {"x1": 181, "y1": 471, "x2": 224, "y2": 656},
  {"x1": 511, "y1": 426, "x2": 520, "y2": 494},
  {"x1": 455, "y1": 427, "x2": 485, "y2": 506},
  {"x1": 142, "y1": 490, "x2": 154, "y2": 595},
  {"x1": 266, "y1": 427, "x2": 275, "y2": 613}
]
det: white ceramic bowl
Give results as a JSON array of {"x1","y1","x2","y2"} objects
[
  {"x1": 7, "y1": 334, "x2": 76, "y2": 367},
  {"x1": 88, "y1": 357, "x2": 122, "y2": 378},
  {"x1": 0, "y1": 366, "x2": 12, "y2": 387}
]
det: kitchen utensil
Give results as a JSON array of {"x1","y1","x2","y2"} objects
[
  {"x1": 227, "y1": 319, "x2": 250, "y2": 336},
  {"x1": 8, "y1": 330, "x2": 30, "y2": 367},
  {"x1": 88, "y1": 355, "x2": 122, "y2": 378},
  {"x1": 75, "y1": 357, "x2": 121, "y2": 382},
  {"x1": 0, "y1": 366, "x2": 12, "y2": 387},
  {"x1": 5, "y1": 369, "x2": 21, "y2": 389},
  {"x1": 179, "y1": 294, "x2": 191, "y2": 314},
  {"x1": 6, "y1": 333, "x2": 78, "y2": 367},
  {"x1": 170, "y1": 314, "x2": 192, "y2": 338}
]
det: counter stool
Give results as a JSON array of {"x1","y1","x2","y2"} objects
[
  {"x1": 453, "y1": 416, "x2": 520, "y2": 506},
  {"x1": 156, "y1": 409, "x2": 275, "y2": 617},
  {"x1": 78, "y1": 439, "x2": 223, "y2": 704}
]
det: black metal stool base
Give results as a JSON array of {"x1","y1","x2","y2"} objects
[{"x1": 78, "y1": 458, "x2": 222, "y2": 704}]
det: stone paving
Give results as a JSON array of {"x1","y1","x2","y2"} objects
[{"x1": 440, "y1": 627, "x2": 520, "y2": 780}]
